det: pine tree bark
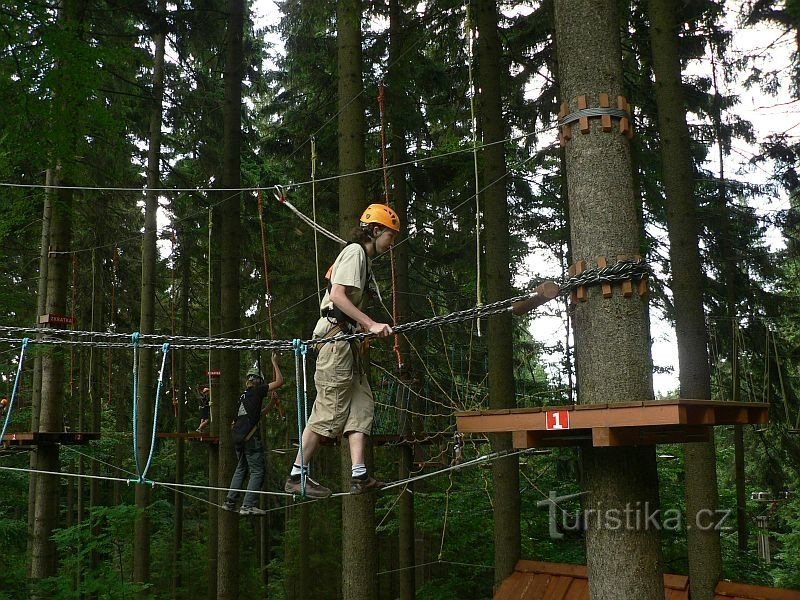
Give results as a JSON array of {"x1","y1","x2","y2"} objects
[
  {"x1": 133, "y1": 2, "x2": 166, "y2": 587},
  {"x1": 648, "y1": 1, "x2": 722, "y2": 598},
  {"x1": 475, "y1": 0, "x2": 520, "y2": 585},
  {"x1": 207, "y1": 206, "x2": 222, "y2": 600},
  {"x1": 31, "y1": 182, "x2": 72, "y2": 592},
  {"x1": 172, "y1": 226, "x2": 190, "y2": 599},
  {"x1": 387, "y1": 0, "x2": 415, "y2": 596},
  {"x1": 27, "y1": 172, "x2": 52, "y2": 574},
  {"x1": 554, "y1": 1, "x2": 664, "y2": 598},
  {"x1": 216, "y1": 1, "x2": 245, "y2": 598},
  {"x1": 337, "y1": 1, "x2": 378, "y2": 597}
]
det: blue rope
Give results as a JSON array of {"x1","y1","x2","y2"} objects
[
  {"x1": 130, "y1": 334, "x2": 169, "y2": 485},
  {"x1": 0, "y1": 338, "x2": 29, "y2": 444},
  {"x1": 131, "y1": 332, "x2": 142, "y2": 479},
  {"x1": 140, "y1": 343, "x2": 170, "y2": 482},
  {"x1": 293, "y1": 339, "x2": 307, "y2": 497}
]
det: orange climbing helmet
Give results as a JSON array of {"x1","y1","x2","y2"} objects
[{"x1": 360, "y1": 203, "x2": 400, "y2": 232}]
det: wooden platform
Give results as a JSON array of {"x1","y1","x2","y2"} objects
[
  {"x1": 1, "y1": 431, "x2": 100, "y2": 447},
  {"x1": 157, "y1": 432, "x2": 219, "y2": 444},
  {"x1": 494, "y1": 561, "x2": 800, "y2": 600},
  {"x1": 494, "y1": 560, "x2": 689, "y2": 599},
  {"x1": 455, "y1": 400, "x2": 769, "y2": 448}
]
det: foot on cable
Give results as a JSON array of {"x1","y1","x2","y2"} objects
[
  {"x1": 349, "y1": 474, "x2": 384, "y2": 495},
  {"x1": 239, "y1": 505, "x2": 268, "y2": 516},
  {"x1": 284, "y1": 475, "x2": 332, "y2": 499},
  {"x1": 221, "y1": 501, "x2": 237, "y2": 512}
]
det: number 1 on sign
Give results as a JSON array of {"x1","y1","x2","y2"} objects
[{"x1": 546, "y1": 410, "x2": 570, "y2": 431}]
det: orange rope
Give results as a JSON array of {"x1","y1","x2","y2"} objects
[
  {"x1": 257, "y1": 189, "x2": 284, "y2": 418},
  {"x1": 378, "y1": 83, "x2": 405, "y2": 371}
]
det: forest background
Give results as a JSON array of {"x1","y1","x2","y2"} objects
[{"x1": 0, "y1": 0, "x2": 799, "y2": 599}]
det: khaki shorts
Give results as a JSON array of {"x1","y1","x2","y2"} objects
[{"x1": 308, "y1": 337, "x2": 374, "y2": 438}]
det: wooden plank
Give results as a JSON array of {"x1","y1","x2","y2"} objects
[
  {"x1": 514, "y1": 430, "x2": 592, "y2": 449},
  {"x1": 575, "y1": 403, "x2": 607, "y2": 410},
  {"x1": 592, "y1": 426, "x2": 712, "y2": 447},
  {"x1": 2, "y1": 432, "x2": 100, "y2": 445},
  {"x1": 529, "y1": 574, "x2": 553, "y2": 600},
  {"x1": 543, "y1": 575, "x2": 573, "y2": 600},
  {"x1": 564, "y1": 578, "x2": 588, "y2": 600},
  {"x1": 524, "y1": 562, "x2": 588, "y2": 578},
  {"x1": 457, "y1": 401, "x2": 769, "y2": 435},
  {"x1": 494, "y1": 572, "x2": 531, "y2": 599},
  {"x1": 664, "y1": 574, "x2": 690, "y2": 590},
  {"x1": 715, "y1": 580, "x2": 800, "y2": 599}
]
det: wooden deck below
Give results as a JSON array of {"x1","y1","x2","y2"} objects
[
  {"x1": 1, "y1": 431, "x2": 100, "y2": 447},
  {"x1": 455, "y1": 400, "x2": 769, "y2": 448},
  {"x1": 494, "y1": 560, "x2": 799, "y2": 600}
]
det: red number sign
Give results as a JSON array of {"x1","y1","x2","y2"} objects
[{"x1": 545, "y1": 410, "x2": 570, "y2": 430}]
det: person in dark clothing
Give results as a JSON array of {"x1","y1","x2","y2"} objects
[
  {"x1": 196, "y1": 386, "x2": 211, "y2": 433},
  {"x1": 223, "y1": 353, "x2": 284, "y2": 516}
]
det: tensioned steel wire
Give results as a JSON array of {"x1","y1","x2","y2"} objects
[{"x1": 0, "y1": 259, "x2": 650, "y2": 351}]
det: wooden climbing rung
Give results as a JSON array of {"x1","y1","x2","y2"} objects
[
  {"x1": 1, "y1": 431, "x2": 100, "y2": 447},
  {"x1": 454, "y1": 400, "x2": 769, "y2": 448}
]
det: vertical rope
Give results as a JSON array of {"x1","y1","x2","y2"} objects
[
  {"x1": 762, "y1": 325, "x2": 770, "y2": 405},
  {"x1": 257, "y1": 189, "x2": 283, "y2": 416},
  {"x1": 0, "y1": 338, "x2": 29, "y2": 443},
  {"x1": 207, "y1": 208, "x2": 213, "y2": 421},
  {"x1": 140, "y1": 343, "x2": 170, "y2": 482},
  {"x1": 88, "y1": 249, "x2": 95, "y2": 419},
  {"x1": 131, "y1": 332, "x2": 142, "y2": 476},
  {"x1": 466, "y1": 1, "x2": 482, "y2": 336},
  {"x1": 108, "y1": 248, "x2": 118, "y2": 409},
  {"x1": 378, "y1": 82, "x2": 405, "y2": 370},
  {"x1": 170, "y1": 228, "x2": 178, "y2": 419},
  {"x1": 293, "y1": 340, "x2": 306, "y2": 495},
  {"x1": 769, "y1": 328, "x2": 793, "y2": 428},
  {"x1": 311, "y1": 137, "x2": 322, "y2": 305},
  {"x1": 70, "y1": 253, "x2": 77, "y2": 399}
]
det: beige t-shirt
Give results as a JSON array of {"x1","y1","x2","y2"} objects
[{"x1": 314, "y1": 244, "x2": 369, "y2": 337}]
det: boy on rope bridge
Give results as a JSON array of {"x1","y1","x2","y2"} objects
[
  {"x1": 285, "y1": 203, "x2": 400, "y2": 499},
  {"x1": 223, "y1": 353, "x2": 284, "y2": 516}
]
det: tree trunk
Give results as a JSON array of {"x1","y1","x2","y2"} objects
[
  {"x1": 647, "y1": 1, "x2": 722, "y2": 597},
  {"x1": 27, "y1": 170, "x2": 52, "y2": 574},
  {"x1": 475, "y1": 0, "x2": 520, "y2": 585},
  {"x1": 207, "y1": 206, "x2": 222, "y2": 600},
  {"x1": 133, "y1": 3, "x2": 166, "y2": 587},
  {"x1": 172, "y1": 225, "x2": 190, "y2": 599},
  {"x1": 554, "y1": 1, "x2": 664, "y2": 598},
  {"x1": 387, "y1": 0, "x2": 415, "y2": 595},
  {"x1": 337, "y1": 1, "x2": 378, "y2": 597},
  {"x1": 31, "y1": 182, "x2": 72, "y2": 593},
  {"x1": 216, "y1": 1, "x2": 245, "y2": 598}
]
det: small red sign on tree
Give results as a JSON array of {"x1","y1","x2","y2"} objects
[{"x1": 545, "y1": 410, "x2": 570, "y2": 430}]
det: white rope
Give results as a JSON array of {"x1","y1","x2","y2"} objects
[
  {"x1": 311, "y1": 137, "x2": 322, "y2": 305},
  {"x1": 466, "y1": 1, "x2": 483, "y2": 337}
]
